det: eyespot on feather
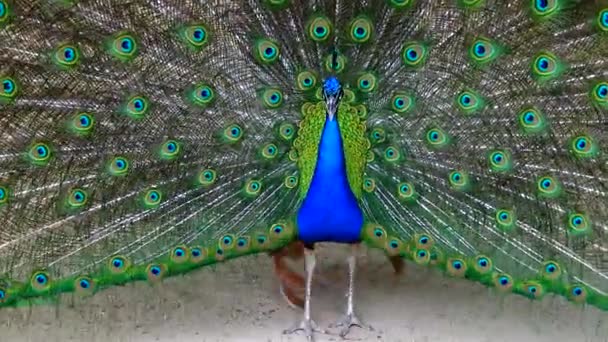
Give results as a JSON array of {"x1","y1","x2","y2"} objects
[
  {"x1": 108, "y1": 32, "x2": 138, "y2": 61},
  {"x1": 307, "y1": 15, "x2": 332, "y2": 42},
  {"x1": 30, "y1": 271, "x2": 51, "y2": 292},
  {"x1": 363, "y1": 223, "x2": 388, "y2": 248},
  {"x1": 170, "y1": 245, "x2": 190, "y2": 264},
  {"x1": 146, "y1": 264, "x2": 166, "y2": 283},
  {"x1": 74, "y1": 276, "x2": 95, "y2": 296},
  {"x1": 446, "y1": 258, "x2": 467, "y2": 277},
  {"x1": 254, "y1": 39, "x2": 280, "y2": 64},
  {"x1": 385, "y1": 236, "x2": 405, "y2": 257},
  {"x1": 349, "y1": 16, "x2": 373, "y2": 43},
  {"x1": 190, "y1": 246, "x2": 207, "y2": 264},
  {"x1": 493, "y1": 273, "x2": 514, "y2": 292},
  {"x1": 269, "y1": 221, "x2": 295, "y2": 244},
  {"x1": 108, "y1": 256, "x2": 131, "y2": 274}
]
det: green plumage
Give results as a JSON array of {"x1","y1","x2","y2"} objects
[
  {"x1": 295, "y1": 102, "x2": 326, "y2": 200},
  {"x1": 337, "y1": 103, "x2": 369, "y2": 199},
  {"x1": 0, "y1": 0, "x2": 607, "y2": 322}
]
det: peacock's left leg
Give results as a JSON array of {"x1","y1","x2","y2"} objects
[
  {"x1": 283, "y1": 247, "x2": 325, "y2": 341},
  {"x1": 331, "y1": 243, "x2": 372, "y2": 337}
]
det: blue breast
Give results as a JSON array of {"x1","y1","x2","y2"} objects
[{"x1": 296, "y1": 117, "x2": 364, "y2": 245}]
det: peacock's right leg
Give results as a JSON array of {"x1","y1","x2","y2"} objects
[{"x1": 283, "y1": 247, "x2": 325, "y2": 341}]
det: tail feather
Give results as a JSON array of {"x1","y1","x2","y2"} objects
[{"x1": 0, "y1": 1, "x2": 302, "y2": 301}]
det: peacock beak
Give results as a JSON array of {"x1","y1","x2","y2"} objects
[{"x1": 325, "y1": 95, "x2": 339, "y2": 121}]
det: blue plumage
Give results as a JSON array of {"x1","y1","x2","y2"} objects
[
  {"x1": 323, "y1": 76, "x2": 341, "y2": 97},
  {"x1": 296, "y1": 115, "x2": 364, "y2": 245}
]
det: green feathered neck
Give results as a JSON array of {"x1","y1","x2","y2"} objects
[{"x1": 294, "y1": 101, "x2": 368, "y2": 200}]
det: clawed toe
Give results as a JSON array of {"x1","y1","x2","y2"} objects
[
  {"x1": 331, "y1": 313, "x2": 373, "y2": 338},
  {"x1": 284, "y1": 318, "x2": 325, "y2": 341}
]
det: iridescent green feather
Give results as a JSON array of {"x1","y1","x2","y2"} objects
[
  {"x1": 337, "y1": 103, "x2": 369, "y2": 199},
  {"x1": 0, "y1": 76, "x2": 18, "y2": 103},
  {"x1": 106, "y1": 31, "x2": 139, "y2": 62},
  {"x1": 177, "y1": 23, "x2": 210, "y2": 51},
  {"x1": 52, "y1": 43, "x2": 80, "y2": 69},
  {"x1": 528, "y1": 0, "x2": 567, "y2": 22},
  {"x1": 402, "y1": 41, "x2": 429, "y2": 67},
  {"x1": 530, "y1": 51, "x2": 566, "y2": 83},
  {"x1": 467, "y1": 36, "x2": 502, "y2": 66},
  {"x1": 294, "y1": 102, "x2": 326, "y2": 199},
  {"x1": 306, "y1": 14, "x2": 332, "y2": 42},
  {"x1": 348, "y1": 15, "x2": 373, "y2": 44},
  {"x1": 254, "y1": 38, "x2": 280, "y2": 64}
]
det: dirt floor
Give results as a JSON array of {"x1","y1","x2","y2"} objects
[{"x1": 0, "y1": 244, "x2": 606, "y2": 342}]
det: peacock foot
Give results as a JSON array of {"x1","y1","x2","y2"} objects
[
  {"x1": 330, "y1": 312, "x2": 373, "y2": 338},
  {"x1": 283, "y1": 318, "x2": 325, "y2": 341}
]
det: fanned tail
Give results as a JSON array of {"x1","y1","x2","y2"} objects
[
  {"x1": 347, "y1": 1, "x2": 608, "y2": 309},
  {"x1": 0, "y1": 0, "x2": 306, "y2": 306},
  {"x1": 0, "y1": 0, "x2": 606, "y2": 313}
]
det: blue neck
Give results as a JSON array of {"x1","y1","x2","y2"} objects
[{"x1": 296, "y1": 115, "x2": 364, "y2": 245}]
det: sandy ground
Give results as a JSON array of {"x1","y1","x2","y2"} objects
[{"x1": 0, "y1": 244, "x2": 606, "y2": 342}]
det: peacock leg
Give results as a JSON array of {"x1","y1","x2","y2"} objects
[
  {"x1": 283, "y1": 247, "x2": 324, "y2": 341},
  {"x1": 331, "y1": 243, "x2": 372, "y2": 337}
]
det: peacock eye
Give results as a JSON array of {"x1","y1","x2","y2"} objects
[
  {"x1": 525, "y1": 112, "x2": 535, "y2": 122},
  {"x1": 36, "y1": 274, "x2": 47, "y2": 284},
  {"x1": 598, "y1": 85, "x2": 607, "y2": 98},
  {"x1": 350, "y1": 17, "x2": 372, "y2": 43},
  {"x1": 261, "y1": 88, "x2": 283, "y2": 108},
  {"x1": 602, "y1": 11, "x2": 608, "y2": 27},
  {"x1": 308, "y1": 15, "x2": 331, "y2": 42},
  {"x1": 64, "y1": 48, "x2": 74, "y2": 60},
  {"x1": 121, "y1": 38, "x2": 133, "y2": 52},
  {"x1": 0, "y1": 186, "x2": 7, "y2": 204},
  {"x1": 255, "y1": 39, "x2": 280, "y2": 64},
  {"x1": 3, "y1": 80, "x2": 13, "y2": 93},
  {"x1": 236, "y1": 237, "x2": 248, "y2": 248},
  {"x1": 222, "y1": 236, "x2": 233, "y2": 246},
  {"x1": 401, "y1": 42, "x2": 427, "y2": 67},
  {"x1": 79, "y1": 115, "x2": 90, "y2": 126},
  {"x1": 193, "y1": 28, "x2": 205, "y2": 41},
  {"x1": 181, "y1": 24, "x2": 209, "y2": 49},
  {"x1": 357, "y1": 73, "x2": 376, "y2": 93},
  {"x1": 110, "y1": 33, "x2": 138, "y2": 60}
]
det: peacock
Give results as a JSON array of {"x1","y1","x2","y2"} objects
[{"x1": 0, "y1": 0, "x2": 607, "y2": 340}]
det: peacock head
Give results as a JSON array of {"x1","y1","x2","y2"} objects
[{"x1": 322, "y1": 76, "x2": 343, "y2": 120}]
